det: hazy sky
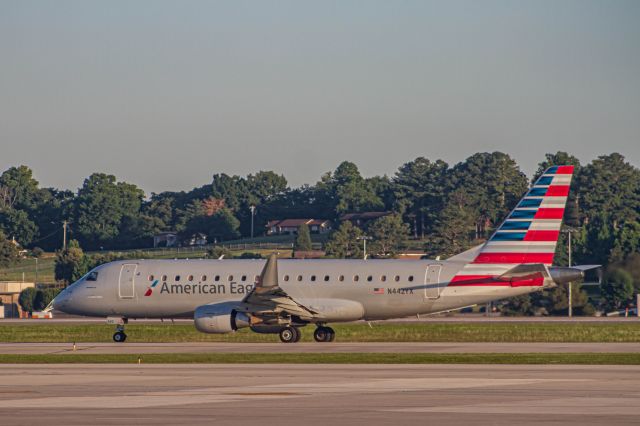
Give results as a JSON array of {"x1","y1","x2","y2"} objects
[{"x1": 1, "y1": 0, "x2": 639, "y2": 194}]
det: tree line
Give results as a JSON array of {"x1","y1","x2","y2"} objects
[{"x1": 1, "y1": 151, "x2": 640, "y2": 313}]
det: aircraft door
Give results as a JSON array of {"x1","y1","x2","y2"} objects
[
  {"x1": 424, "y1": 265, "x2": 442, "y2": 300},
  {"x1": 118, "y1": 264, "x2": 137, "y2": 299}
]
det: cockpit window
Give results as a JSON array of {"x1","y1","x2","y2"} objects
[{"x1": 86, "y1": 271, "x2": 99, "y2": 281}]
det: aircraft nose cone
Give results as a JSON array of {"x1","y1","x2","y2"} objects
[{"x1": 51, "y1": 289, "x2": 71, "y2": 312}]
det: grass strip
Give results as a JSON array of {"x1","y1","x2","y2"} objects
[
  {"x1": 1, "y1": 352, "x2": 640, "y2": 364},
  {"x1": 1, "y1": 322, "x2": 640, "y2": 343}
]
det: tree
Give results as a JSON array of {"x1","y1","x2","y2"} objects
[
  {"x1": 18, "y1": 287, "x2": 37, "y2": 314},
  {"x1": 0, "y1": 165, "x2": 40, "y2": 211},
  {"x1": 207, "y1": 246, "x2": 233, "y2": 259},
  {"x1": 0, "y1": 231, "x2": 18, "y2": 267},
  {"x1": 316, "y1": 162, "x2": 384, "y2": 216},
  {"x1": 74, "y1": 173, "x2": 144, "y2": 249},
  {"x1": 601, "y1": 268, "x2": 634, "y2": 311},
  {"x1": 367, "y1": 214, "x2": 409, "y2": 257},
  {"x1": 446, "y1": 152, "x2": 528, "y2": 239},
  {"x1": 577, "y1": 153, "x2": 640, "y2": 225},
  {"x1": 33, "y1": 288, "x2": 61, "y2": 311},
  {"x1": 246, "y1": 171, "x2": 288, "y2": 204},
  {"x1": 54, "y1": 239, "x2": 89, "y2": 284},
  {"x1": 0, "y1": 208, "x2": 37, "y2": 246},
  {"x1": 294, "y1": 224, "x2": 313, "y2": 252},
  {"x1": 426, "y1": 189, "x2": 476, "y2": 258},
  {"x1": 393, "y1": 157, "x2": 448, "y2": 238},
  {"x1": 324, "y1": 221, "x2": 363, "y2": 259}
]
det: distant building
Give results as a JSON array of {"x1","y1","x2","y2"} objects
[
  {"x1": 184, "y1": 232, "x2": 208, "y2": 246},
  {"x1": 266, "y1": 219, "x2": 332, "y2": 235},
  {"x1": 0, "y1": 282, "x2": 35, "y2": 318},
  {"x1": 153, "y1": 232, "x2": 178, "y2": 248},
  {"x1": 340, "y1": 211, "x2": 392, "y2": 227}
]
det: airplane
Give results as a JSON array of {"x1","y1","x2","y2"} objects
[{"x1": 50, "y1": 165, "x2": 598, "y2": 343}]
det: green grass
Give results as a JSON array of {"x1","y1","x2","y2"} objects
[
  {"x1": 1, "y1": 352, "x2": 639, "y2": 364},
  {"x1": 1, "y1": 322, "x2": 640, "y2": 343},
  {"x1": 0, "y1": 256, "x2": 56, "y2": 283}
]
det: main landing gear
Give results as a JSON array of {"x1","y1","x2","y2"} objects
[
  {"x1": 107, "y1": 317, "x2": 128, "y2": 343},
  {"x1": 279, "y1": 326, "x2": 302, "y2": 343},
  {"x1": 313, "y1": 326, "x2": 335, "y2": 343},
  {"x1": 277, "y1": 325, "x2": 336, "y2": 343}
]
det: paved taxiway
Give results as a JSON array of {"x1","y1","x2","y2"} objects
[
  {"x1": 0, "y1": 364, "x2": 638, "y2": 425},
  {"x1": 1, "y1": 341, "x2": 639, "y2": 354}
]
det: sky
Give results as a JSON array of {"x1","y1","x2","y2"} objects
[{"x1": 1, "y1": 0, "x2": 639, "y2": 195}]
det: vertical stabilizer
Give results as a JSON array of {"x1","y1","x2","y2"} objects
[{"x1": 449, "y1": 165, "x2": 574, "y2": 286}]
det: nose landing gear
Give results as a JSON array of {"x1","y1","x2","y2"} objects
[{"x1": 107, "y1": 317, "x2": 128, "y2": 343}]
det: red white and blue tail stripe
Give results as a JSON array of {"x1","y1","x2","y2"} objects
[{"x1": 449, "y1": 165, "x2": 573, "y2": 287}]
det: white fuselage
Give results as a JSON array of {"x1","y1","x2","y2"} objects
[{"x1": 54, "y1": 258, "x2": 543, "y2": 321}]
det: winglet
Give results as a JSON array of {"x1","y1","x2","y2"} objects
[{"x1": 257, "y1": 253, "x2": 279, "y2": 292}]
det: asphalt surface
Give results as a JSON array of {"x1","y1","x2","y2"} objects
[
  {"x1": 0, "y1": 364, "x2": 638, "y2": 425},
  {"x1": 1, "y1": 342, "x2": 639, "y2": 354}
]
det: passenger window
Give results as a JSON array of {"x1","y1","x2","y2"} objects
[
  {"x1": 381, "y1": 275, "x2": 386, "y2": 282},
  {"x1": 86, "y1": 271, "x2": 98, "y2": 281},
  {"x1": 228, "y1": 275, "x2": 234, "y2": 281},
  {"x1": 324, "y1": 275, "x2": 330, "y2": 282},
  {"x1": 367, "y1": 275, "x2": 373, "y2": 282},
  {"x1": 408, "y1": 276, "x2": 414, "y2": 282},
  {"x1": 310, "y1": 275, "x2": 316, "y2": 282},
  {"x1": 297, "y1": 275, "x2": 303, "y2": 282},
  {"x1": 148, "y1": 275, "x2": 154, "y2": 281},
  {"x1": 338, "y1": 275, "x2": 344, "y2": 282},
  {"x1": 283, "y1": 275, "x2": 290, "y2": 282},
  {"x1": 175, "y1": 275, "x2": 181, "y2": 281},
  {"x1": 354, "y1": 275, "x2": 360, "y2": 282},
  {"x1": 162, "y1": 275, "x2": 167, "y2": 281},
  {"x1": 214, "y1": 275, "x2": 220, "y2": 282},
  {"x1": 241, "y1": 275, "x2": 247, "y2": 282},
  {"x1": 188, "y1": 275, "x2": 194, "y2": 281},
  {"x1": 201, "y1": 275, "x2": 207, "y2": 281},
  {"x1": 394, "y1": 275, "x2": 400, "y2": 282}
]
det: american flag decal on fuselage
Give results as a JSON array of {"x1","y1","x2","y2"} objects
[{"x1": 450, "y1": 165, "x2": 574, "y2": 287}]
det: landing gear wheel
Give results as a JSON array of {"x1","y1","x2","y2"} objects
[
  {"x1": 113, "y1": 331, "x2": 127, "y2": 343},
  {"x1": 314, "y1": 326, "x2": 336, "y2": 342},
  {"x1": 279, "y1": 327, "x2": 300, "y2": 343}
]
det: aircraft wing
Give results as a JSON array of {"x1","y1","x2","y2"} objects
[{"x1": 237, "y1": 254, "x2": 321, "y2": 321}]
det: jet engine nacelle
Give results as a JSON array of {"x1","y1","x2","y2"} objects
[{"x1": 194, "y1": 302, "x2": 251, "y2": 334}]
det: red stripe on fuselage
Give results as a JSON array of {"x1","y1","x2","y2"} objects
[
  {"x1": 545, "y1": 185, "x2": 570, "y2": 196},
  {"x1": 449, "y1": 275, "x2": 544, "y2": 287},
  {"x1": 524, "y1": 230, "x2": 560, "y2": 241},
  {"x1": 534, "y1": 208, "x2": 564, "y2": 219},
  {"x1": 473, "y1": 252, "x2": 555, "y2": 264}
]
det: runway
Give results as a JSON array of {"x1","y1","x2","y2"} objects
[
  {"x1": 0, "y1": 364, "x2": 638, "y2": 425},
  {"x1": 1, "y1": 341, "x2": 639, "y2": 354}
]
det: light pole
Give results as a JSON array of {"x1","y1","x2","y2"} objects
[
  {"x1": 249, "y1": 205, "x2": 256, "y2": 239},
  {"x1": 62, "y1": 220, "x2": 68, "y2": 250},
  {"x1": 357, "y1": 236, "x2": 372, "y2": 259},
  {"x1": 562, "y1": 227, "x2": 577, "y2": 318}
]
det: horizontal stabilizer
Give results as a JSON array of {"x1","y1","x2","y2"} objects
[{"x1": 498, "y1": 263, "x2": 550, "y2": 281}]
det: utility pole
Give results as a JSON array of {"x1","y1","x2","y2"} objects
[
  {"x1": 249, "y1": 205, "x2": 256, "y2": 239},
  {"x1": 35, "y1": 257, "x2": 38, "y2": 284},
  {"x1": 63, "y1": 220, "x2": 68, "y2": 250}
]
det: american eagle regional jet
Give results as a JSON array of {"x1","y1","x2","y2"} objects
[{"x1": 51, "y1": 165, "x2": 596, "y2": 343}]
